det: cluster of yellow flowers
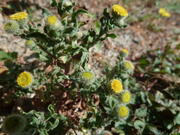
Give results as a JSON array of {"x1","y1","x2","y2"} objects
[
  {"x1": 109, "y1": 48, "x2": 134, "y2": 119},
  {"x1": 112, "y1": 4, "x2": 171, "y2": 18},
  {"x1": 110, "y1": 78, "x2": 132, "y2": 119},
  {"x1": 4, "y1": 11, "x2": 63, "y2": 34},
  {"x1": 110, "y1": 79, "x2": 131, "y2": 119}
]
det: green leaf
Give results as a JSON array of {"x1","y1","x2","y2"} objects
[
  {"x1": 106, "y1": 95, "x2": 118, "y2": 110},
  {"x1": 134, "y1": 120, "x2": 146, "y2": 131},
  {"x1": 106, "y1": 33, "x2": 117, "y2": 39},
  {"x1": 148, "y1": 125, "x2": 162, "y2": 135},
  {"x1": 139, "y1": 58, "x2": 150, "y2": 66},
  {"x1": 135, "y1": 107, "x2": 147, "y2": 117},
  {"x1": 95, "y1": 21, "x2": 101, "y2": 33},
  {"x1": 72, "y1": 9, "x2": 92, "y2": 21},
  {"x1": 48, "y1": 104, "x2": 55, "y2": 114},
  {"x1": 42, "y1": 8, "x2": 52, "y2": 16},
  {"x1": 49, "y1": 0, "x2": 58, "y2": 7},
  {"x1": 175, "y1": 64, "x2": 180, "y2": 69},
  {"x1": 0, "y1": 51, "x2": 17, "y2": 61},
  {"x1": 174, "y1": 113, "x2": 180, "y2": 125}
]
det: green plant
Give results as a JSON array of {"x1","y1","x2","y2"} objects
[
  {"x1": 23, "y1": 105, "x2": 68, "y2": 135},
  {"x1": 1, "y1": 0, "x2": 131, "y2": 134},
  {"x1": 134, "y1": 45, "x2": 180, "y2": 135}
]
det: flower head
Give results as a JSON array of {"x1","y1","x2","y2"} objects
[
  {"x1": 112, "y1": 4, "x2": 128, "y2": 17},
  {"x1": 121, "y1": 90, "x2": 131, "y2": 104},
  {"x1": 120, "y1": 48, "x2": 129, "y2": 57},
  {"x1": 4, "y1": 21, "x2": 20, "y2": 34},
  {"x1": 17, "y1": 71, "x2": 33, "y2": 88},
  {"x1": 110, "y1": 79, "x2": 123, "y2": 93},
  {"x1": 2, "y1": 114, "x2": 27, "y2": 133},
  {"x1": 46, "y1": 15, "x2": 62, "y2": 29},
  {"x1": 159, "y1": 8, "x2": 171, "y2": 17},
  {"x1": 117, "y1": 105, "x2": 129, "y2": 119},
  {"x1": 47, "y1": 16, "x2": 58, "y2": 25},
  {"x1": 81, "y1": 71, "x2": 94, "y2": 81},
  {"x1": 9, "y1": 12, "x2": 28, "y2": 20},
  {"x1": 123, "y1": 60, "x2": 134, "y2": 71}
]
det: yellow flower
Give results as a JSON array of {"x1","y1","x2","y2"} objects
[
  {"x1": 159, "y1": 8, "x2": 171, "y2": 17},
  {"x1": 9, "y1": 12, "x2": 28, "y2": 20},
  {"x1": 118, "y1": 105, "x2": 129, "y2": 119},
  {"x1": 110, "y1": 79, "x2": 123, "y2": 93},
  {"x1": 123, "y1": 60, "x2": 134, "y2": 71},
  {"x1": 17, "y1": 71, "x2": 33, "y2": 88},
  {"x1": 47, "y1": 16, "x2": 58, "y2": 25},
  {"x1": 112, "y1": 4, "x2": 128, "y2": 17},
  {"x1": 121, "y1": 91, "x2": 131, "y2": 104},
  {"x1": 120, "y1": 48, "x2": 129, "y2": 57},
  {"x1": 82, "y1": 71, "x2": 94, "y2": 81}
]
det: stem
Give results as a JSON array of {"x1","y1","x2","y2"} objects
[
  {"x1": 72, "y1": 128, "x2": 78, "y2": 135},
  {"x1": 36, "y1": 44, "x2": 65, "y2": 68}
]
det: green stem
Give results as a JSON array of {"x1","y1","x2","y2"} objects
[{"x1": 36, "y1": 43, "x2": 65, "y2": 68}]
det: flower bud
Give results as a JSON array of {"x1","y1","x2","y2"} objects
[
  {"x1": 123, "y1": 60, "x2": 134, "y2": 72},
  {"x1": 46, "y1": 15, "x2": 62, "y2": 30},
  {"x1": 2, "y1": 114, "x2": 27, "y2": 133},
  {"x1": 4, "y1": 21, "x2": 20, "y2": 34},
  {"x1": 81, "y1": 71, "x2": 95, "y2": 84},
  {"x1": 120, "y1": 90, "x2": 132, "y2": 104},
  {"x1": 25, "y1": 39, "x2": 36, "y2": 46},
  {"x1": 117, "y1": 105, "x2": 129, "y2": 119},
  {"x1": 120, "y1": 48, "x2": 129, "y2": 57},
  {"x1": 63, "y1": 0, "x2": 72, "y2": 7}
]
